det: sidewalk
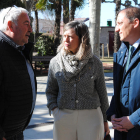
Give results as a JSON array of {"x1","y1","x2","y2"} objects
[{"x1": 24, "y1": 72, "x2": 114, "y2": 140}]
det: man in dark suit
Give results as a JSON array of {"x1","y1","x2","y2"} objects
[
  {"x1": 107, "y1": 7, "x2": 140, "y2": 140},
  {"x1": 0, "y1": 6, "x2": 36, "y2": 140}
]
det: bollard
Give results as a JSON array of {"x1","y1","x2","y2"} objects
[
  {"x1": 102, "y1": 44, "x2": 104, "y2": 59},
  {"x1": 107, "y1": 44, "x2": 110, "y2": 58}
]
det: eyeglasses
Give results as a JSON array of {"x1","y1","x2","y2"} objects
[{"x1": 3, "y1": 5, "x2": 18, "y2": 24}]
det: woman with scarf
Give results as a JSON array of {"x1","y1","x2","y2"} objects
[{"x1": 46, "y1": 21, "x2": 110, "y2": 140}]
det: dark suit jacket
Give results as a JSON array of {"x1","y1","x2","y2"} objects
[{"x1": 107, "y1": 42, "x2": 140, "y2": 140}]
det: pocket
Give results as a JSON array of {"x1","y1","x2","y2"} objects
[
  {"x1": 53, "y1": 109, "x2": 69, "y2": 122},
  {"x1": 82, "y1": 74, "x2": 95, "y2": 92},
  {"x1": 52, "y1": 107, "x2": 59, "y2": 117}
]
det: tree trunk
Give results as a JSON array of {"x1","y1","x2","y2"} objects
[
  {"x1": 25, "y1": 0, "x2": 33, "y2": 16},
  {"x1": 89, "y1": 0, "x2": 101, "y2": 58},
  {"x1": 54, "y1": 0, "x2": 62, "y2": 54},
  {"x1": 20, "y1": 0, "x2": 25, "y2": 3},
  {"x1": 63, "y1": 0, "x2": 69, "y2": 24},
  {"x1": 70, "y1": 0, "x2": 76, "y2": 21},
  {"x1": 114, "y1": 0, "x2": 121, "y2": 52},
  {"x1": 35, "y1": 9, "x2": 39, "y2": 33}
]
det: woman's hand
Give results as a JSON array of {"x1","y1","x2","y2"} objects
[
  {"x1": 104, "y1": 121, "x2": 110, "y2": 135},
  {"x1": 52, "y1": 107, "x2": 57, "y2": 111}
]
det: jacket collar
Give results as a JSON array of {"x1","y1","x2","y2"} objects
[
  {"x1": 0, "y1": 31, "x2": 25, "y2": 51},
  {"x1": 115, "y1": 42, "x2": 128, "y2": 66},
  {"x1": 123, "y1": 41, "x2": 129, "y2": 49},
  {"x1": 121, "y1": 43, "x2": 140, "y2": 82},
  {"x1": 127, "y1": 46, "x2": 140, "y2": 71}
]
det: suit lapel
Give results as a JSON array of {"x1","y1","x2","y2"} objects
[{"x1": 124, "y1": 44, "x2": 140, "y2": 79}]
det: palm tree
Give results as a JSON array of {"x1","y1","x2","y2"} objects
[
  {"x1": 69, "y1": 0, "x2": 85, "y2": 21},
  {"x1": 35, "y1": 8, "x2": 39, "y2": 34},
  {"x1": 54, "y1": 0, "x2": 62, "y2": 53},
  {"x1": 69, "y1": 0, "x2": 75, "y2": 21},
  {"x1": 33, "y1": 0, "x2": 39, "y2": 34},
  {"x1": 21, "y1": 0, "x2": 34, "y2": 16},
  {"x1": 114, "y1": 0, "x2": 121, "y2": 52},
  {"x1": 63, "y1": 0, "x2": 69, "y2": 24},
  {"x1": 36, "y1": 0, "x2": 85, "y2": 54},
  {"x1": 36, "y1": 0, "x2": 61, "y2": 54}
]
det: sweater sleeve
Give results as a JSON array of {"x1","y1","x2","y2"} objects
[
  {"x1": 95, "y1": 60, "x2": 109, "y2": 121},
  {"x1": 0, "y1": 64, "x2": 6, "y2": 139},
  {"x1": 46, "y1": 59, "x2": 59, "y2": 115}
]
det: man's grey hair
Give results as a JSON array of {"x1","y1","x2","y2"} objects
[{"x1": 0, "y1": 6, "x2": 28, "y2": 32}]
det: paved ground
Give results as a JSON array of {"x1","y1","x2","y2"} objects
[{"x1": 24, "y1": 72, "x2": 114, "y2": 140}]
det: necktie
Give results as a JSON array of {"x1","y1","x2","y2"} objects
[{"x1": 125, "y1": 45, "x2": 134, "y2": 71}]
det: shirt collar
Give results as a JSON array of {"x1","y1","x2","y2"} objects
[{"x1": 132, "y1": 38, "x2": 140, "y2": 50}]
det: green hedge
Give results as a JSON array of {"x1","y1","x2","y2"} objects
[
  {"x1": 28, "y1": 33, "x2": 42, "y2": 43},
  {"x1": 34, "y1": 35, "x2": 55, "y2": 56}
]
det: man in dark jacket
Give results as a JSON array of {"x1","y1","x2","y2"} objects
[
  {"x1": 106, "y1": 7, "x2": 140, "y2": 140},
  {"x1": 0, "y1": 6, "x2": 36, "y2": 140}
]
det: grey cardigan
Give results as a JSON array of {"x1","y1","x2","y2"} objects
[{"x1": 46, "y1": 53, "x2": 109, "y2": 121}]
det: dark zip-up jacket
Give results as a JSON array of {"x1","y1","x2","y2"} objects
[{"x1": 0, "y1": 35, "x2": 37, "y2": 139}]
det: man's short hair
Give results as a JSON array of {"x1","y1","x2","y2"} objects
[
  {"x1": 0, "y1": 6, "x2": 28, "y2": 32},
  {"x1": 119, "y1": 7, "x2": 140, "y2": 22}
]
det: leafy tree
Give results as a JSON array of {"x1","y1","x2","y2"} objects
[
  {"x1": 36, "y1": 0, "x2": 61, "y2": 54},
  {"x1": 35, "y1": 36, "x2": 55, "y2": 56}
]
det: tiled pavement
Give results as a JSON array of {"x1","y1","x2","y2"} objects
[{"x1": 24, "y1": 72, "x2": 114, "y2": 140}]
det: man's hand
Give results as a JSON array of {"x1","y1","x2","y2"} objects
[
  {"x1": 52, "y1": 107, "x2": 57, "y2": 111},
  {"x1": 111, "y1": 114, "x2": 116, "y2": 121},
  {"x1": 113, "y1": 116, "x2": 134, "y2": 131},
  {"x1": 3, "y1": 137, "x2": 6, "y2": 140},
  {"x1": 111, "y1": 114, "x2": 128, "y2": 132}
]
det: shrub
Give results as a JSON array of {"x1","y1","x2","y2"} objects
[
  {"x1": 28, "y1": 33, "x2": 43, "y2": 43},
  {"x1": 34, "y1": 35, "x2": 55, "y2": 56}
]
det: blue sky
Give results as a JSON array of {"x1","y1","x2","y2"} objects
[
  {"x1": 75, "y1": 0, "x2": 140, "y2": 27},
  {"x1": 36, "y1": 0, "x2": 140, "y2": 27}
]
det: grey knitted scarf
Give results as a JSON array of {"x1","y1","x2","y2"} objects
[{"x1": 57, "y1": 47, "x2": 93, "y2": 81}]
